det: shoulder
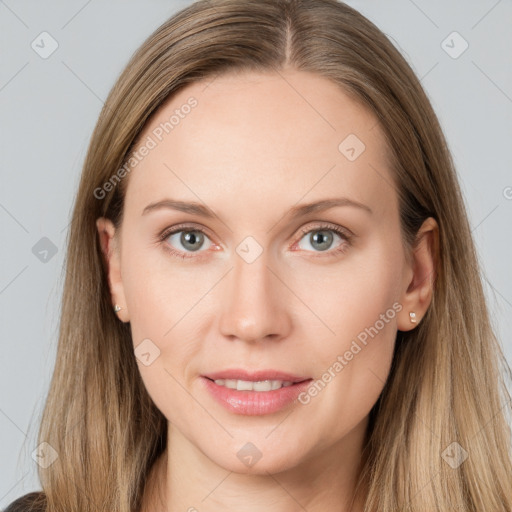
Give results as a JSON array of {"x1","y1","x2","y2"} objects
[{"x1": 3, "y1": 492, "x2": 46, "y2": 512}]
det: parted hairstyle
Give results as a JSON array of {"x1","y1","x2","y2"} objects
[{"x1": 7, "y1": 0, "x2": 512, "y2": 511}]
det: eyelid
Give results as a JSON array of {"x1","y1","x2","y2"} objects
[
  {"x1": 295, "y1": 221, "x2": 353, "y2": 241},
  {"x1": 158, "y1": 222, "x2": 215, "y2": 241}
]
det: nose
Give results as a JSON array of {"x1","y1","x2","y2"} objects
[{"x1": 218, "y1": 250, "x2": 292, "y2": 344}]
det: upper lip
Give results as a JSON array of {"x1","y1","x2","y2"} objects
[{"x1": 203, "y1": 369, "x2": 311, "y2": 383}]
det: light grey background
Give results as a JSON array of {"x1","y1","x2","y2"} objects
[{"x1": 1, "y1": 0, "x2": 511, "y2": 506}]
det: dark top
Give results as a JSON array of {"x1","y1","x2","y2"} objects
[{"x1": 3, "y1": 492, "x2": 46, "y2": 512}]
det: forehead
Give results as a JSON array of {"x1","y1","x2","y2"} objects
[{"x1": 123, "y1": 69, "x2": 396, "y2": 222}]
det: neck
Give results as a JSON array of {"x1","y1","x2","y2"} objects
[{"x1": 141, "y1": 418, "x2": 368, "y2": 512}]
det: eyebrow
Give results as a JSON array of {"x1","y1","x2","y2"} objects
[{"x1": 141, "y1": 197, "x2": 373, "y2": 218}]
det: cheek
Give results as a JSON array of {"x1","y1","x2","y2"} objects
[
  {"x1": 130, "y1": 330, "x2": 202, "y2": 426},
  {"x1": 295, "y1": 238, "x2": 402, "y2": 423},
  {"x1": 120, "y1": 252, "x2": 203, "y2": 422},
  {"x1": 292, "y1": 233, "x2": 403, "y2": 346},
  {"x1": 296, "y1": 297, "x2": 398, "y2": 451},
  {"x1": 338, "y1": 249, "x2": 401, "y2": 370},
  {"x1": 120, "y1": 239, "x2": 200, "y2": 340}
]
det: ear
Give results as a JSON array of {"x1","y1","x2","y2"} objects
[
  {"x1": 96, "y1": 217, "x2": 130, "y2": 323},
  {"x1": 397, "y1": 217, "x2": 438, "y2": 331}
]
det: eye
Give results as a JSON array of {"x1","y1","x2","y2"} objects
[
  {"x1": 158, "y1": 224, "x2": 214, "y2": 260},
  {"x1": 157, "y1": 222, "x2": 353, "y2": 260},
  {"x1": 293, "y1": 223, "x2": 352, "y2": 256}
]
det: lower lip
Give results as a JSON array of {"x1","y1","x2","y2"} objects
[{"x1": 200, "y1": 376, "x2": 313, "y2": 415}]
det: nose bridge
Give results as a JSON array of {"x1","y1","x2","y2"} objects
[{"x1": 218, "y1": 244, "x2": 290, "y2": 342}]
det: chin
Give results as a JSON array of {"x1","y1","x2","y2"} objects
[{"x1": 204, "y1": 439, "x2": 309, "y2": 476}]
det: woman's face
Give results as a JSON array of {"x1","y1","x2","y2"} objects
[{"x1": 98, "y1": 69, "x2": 422, "y2": 475}]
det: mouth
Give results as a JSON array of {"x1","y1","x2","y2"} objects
[
  {"x1": 199, "y1": 368, "x2": 314, "y2": 415},
  {"x1": 202, "y1": 368, "x2": 312, "y2": 391}
]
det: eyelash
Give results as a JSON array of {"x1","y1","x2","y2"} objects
[{"x1": 157, "y1": 222, "x2": 353, "y2": 261}]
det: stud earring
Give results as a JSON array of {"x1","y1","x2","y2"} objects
[
  {"x1": 113, "y1": 304, "x2": 122, "y2": 313},
  {"x1": 409, "y1": 311, "x2": 417, "y2": 323}
]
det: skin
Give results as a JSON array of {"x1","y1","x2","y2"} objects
[{"x1": 97, "y1": 69, "x2": 438, "y2": 511}]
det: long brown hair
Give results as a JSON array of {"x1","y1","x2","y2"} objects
[{"x1": 17, "y1": 0, "x2": 512, "y2": 510}]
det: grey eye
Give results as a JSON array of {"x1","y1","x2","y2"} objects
[
  {"x1": 297, "y1": 229, "x2": 342, "y2": 252},
  {"x1": 167, "y1": 230, "x2": 211, "y2": 252}
]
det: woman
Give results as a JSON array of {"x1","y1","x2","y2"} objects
[{"x1": 6, "y1": 0, "x2": 512, "y2": 510}]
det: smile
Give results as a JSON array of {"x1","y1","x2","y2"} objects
[{"x1": 211, "y1": 378, "x2": 293, "y2": 391}]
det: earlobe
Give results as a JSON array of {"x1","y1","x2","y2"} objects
[
  {"x1": 95, "y1": 217, "x2": 130, "y2": 323},
  {"x1": 397, "y1": 217, "x2": 438, "y2": 331}
]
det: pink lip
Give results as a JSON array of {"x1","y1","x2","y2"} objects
[{"x1": 200, "y1": 371, "x2": 313, "y2": 416}]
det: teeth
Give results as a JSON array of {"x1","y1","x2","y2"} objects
[{"x1": 213, "y1": 379, "x2": 293, "y2": 391}]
